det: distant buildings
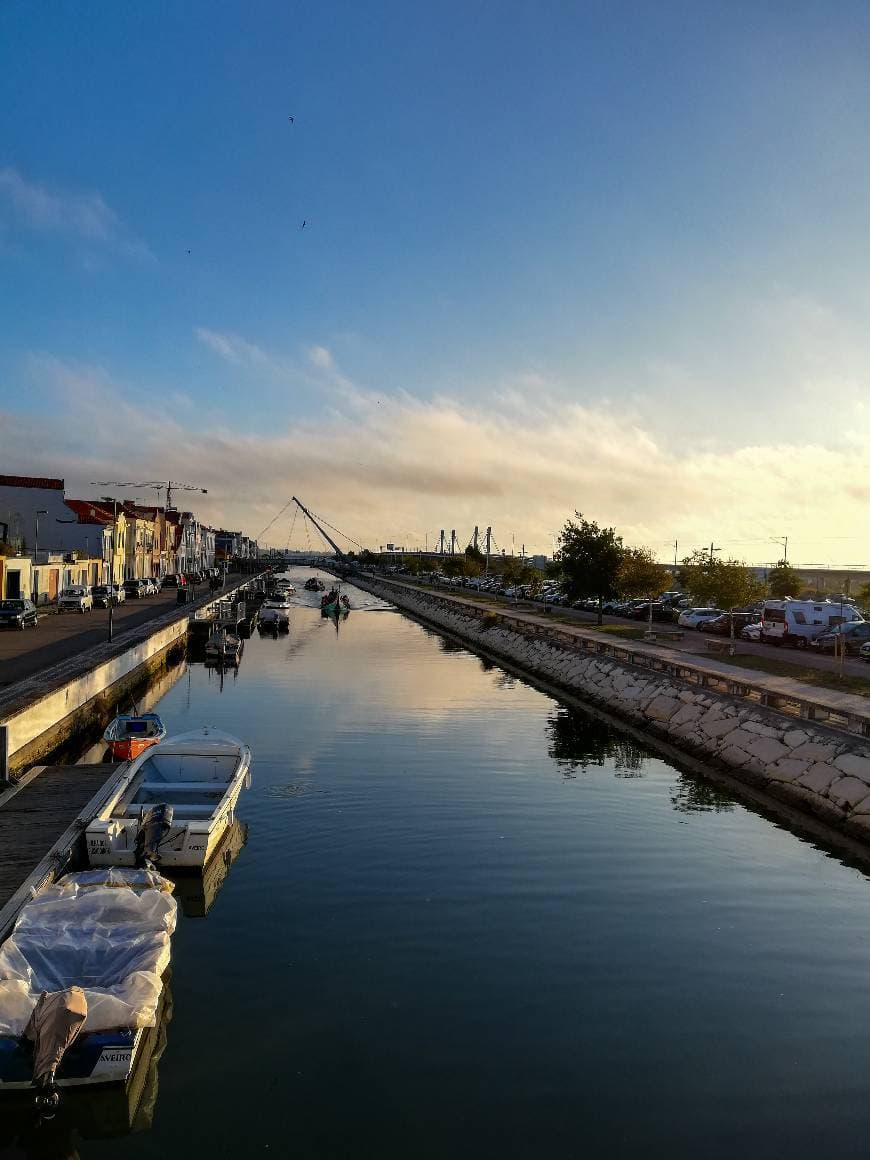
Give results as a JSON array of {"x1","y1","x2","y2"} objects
[{"x1": 0, "y1": 473, "x2": 258, "y2": 602}]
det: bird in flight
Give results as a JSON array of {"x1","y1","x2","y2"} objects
[
  {"x1": 288, "y1": 115, "x2": 294, "y2": 123},
  {"x1": 301, "y1": 220, "x2": 306, "y2": 230}
]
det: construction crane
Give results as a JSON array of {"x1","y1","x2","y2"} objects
[{"x1": 90, "y1": 480, "x2": 207, "y2": 510}]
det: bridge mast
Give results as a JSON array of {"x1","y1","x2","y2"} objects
[{"x1": 291, "y1": 496, "x2": 344, "y2": 557}]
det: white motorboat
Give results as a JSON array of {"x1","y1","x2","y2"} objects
[
  {"x1": 85, "y1": 728, "x2": 252, "y2": 870},
  {"x1": 259, "y1": 596, "x2": 291, "y2": 628},
  {"x1": 0, "y1": 868, "x2": 175, "y2": 1103},
  {"x1": 204, "y1": 628, "x2": 242, "y2": 665}
]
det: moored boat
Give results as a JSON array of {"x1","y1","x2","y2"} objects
[
  {"x1": 103, "y1": 713, "x2": 167, "y2": 762},
  {"x1": 204, "y1": 628, "x2": 242, "y2": 665},
  {"x1": 0, "y1": 868, "x2": 176, "y2": 1106},
  {"x1": 304, "y1": 577, "x2": 325, "y2": 592},
  {"x1": 85, "y1": 728, "x2": 252, "y2": 870}
]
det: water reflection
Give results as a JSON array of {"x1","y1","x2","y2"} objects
[
  {"x1": 0, "y1": 981, "x2": 173, "y2": 1159},
  {"x1": 547, "y1": 705, "x2": 646, "y2": 777},
  {"x1": 171, "y1": 821, "x2": 248, "y2": 918},
  {"x1": 669, "y1": 772, "x2": 735, "y2": 815}
]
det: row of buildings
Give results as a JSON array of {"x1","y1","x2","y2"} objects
[{"x1": 0, "y1": 475, "x2": 258, "y2": 603}]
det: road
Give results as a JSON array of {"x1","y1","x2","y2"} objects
[
  {"x1": 0, "y1": 577, "x2": 243, "y2": 688},
  {"x1": 392, "y1": 577, "x2": 870, "y2": 681}
]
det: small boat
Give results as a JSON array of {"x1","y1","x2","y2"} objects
[
  {"x1": 204, "y1": 628, "x2": 242, "y2": 665},
  {"x1": 0, "y1": 868, "x2": 176, "y2": 1107},
  {"x1": 259, "y1": 595, "x2": 291, "y2": 629},
  {"x1": 85, "y1": 729, "x2": 253, "y2": 870},
  {"x1": 320, "y1": 588, "x2": 350, "y2": 617},
  {"x1": 103, "y1": 713, "x2": 167, "y2": 762},
  {"x1": 304, "y1": 577, "x2": 325, "y2": 592}
]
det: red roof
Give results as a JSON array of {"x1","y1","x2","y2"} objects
[
  {"x1": 64, "y1": 499, "x2": 114, "y2": 525},
  {"x1": 0, "y1": 474, "x2": 64, "y2": 491}
]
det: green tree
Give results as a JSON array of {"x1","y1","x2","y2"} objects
[
  {"x1": 678, "y1": 550, "x2": 761, "y2": 608},
  {"x1": 463, "y1": 544, "x2": 485, "y2": 577},
  {"x1": 617, "y1": 547, "x2": 671, "y2": 598},
  {"x1": 442, "y1": 555, "x2": 465, "y2": 578},
  {"x1": 555, "y1": 513, "x2": 623, "y2": 624},
  {"x1": 767, "y1": 559, "x2": 801, "y2": 599},
  {"x1": 858, "y1": 580, "x2": 870, "y2": 607}
]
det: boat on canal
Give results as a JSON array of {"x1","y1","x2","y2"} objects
[
  {"x1": 259, "y1": 596, "x2": 291, "y2": 628},
  {"x1": 304, "y1": 577, "x2": 325, "y2": 592},
  {"x1": 85, "y1": 728, "x2": 253, "y2": 870},
  {"x1": 321, "y1": 590, "x2": 351, "y2": 617},
  {"x1": 0, "y1": 868, "x2": 176, "y2": 1105},
  {"x1": 103, "y1": 713, "x2": 167, "y2": 762},
  {"x1": 204, "y1": 628, "x2": 242, "y2": 666}
]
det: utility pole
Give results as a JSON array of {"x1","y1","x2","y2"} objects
[
  {"x1": 772, "y1": 535, "x2": 788, "y2": 563},
  {"x1": 450, "y1": 530, "x2": 457, "y2": 555},
  {"x1": 674, "y1": 539, "x2": 678, "y2": 569},
  {"x1": 709, "y1": 542, "x2": 721, "y2": 563},
  {"x1": 485, "y1": 526, "x2": 492, "y2": 575}
]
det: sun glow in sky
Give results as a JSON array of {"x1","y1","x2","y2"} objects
[{"x1": 2, "y1": 1, "x2": 870, "y2": 564}]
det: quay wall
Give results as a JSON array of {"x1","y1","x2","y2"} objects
[
  {"x1": 0, "y1": 576, "x2": 264, "y2": 779},
  {"x1": 352, "y1": 574, "x2": 870, "y2": 846}
]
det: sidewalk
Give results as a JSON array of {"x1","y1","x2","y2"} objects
[{"x1": 0, "y1": 575, "x2": 245, "y2": 689}]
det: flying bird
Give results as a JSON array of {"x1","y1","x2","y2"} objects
[
  {"x1": 288, "y1": 116, "x2": 294, "y2": 123},
  {"x1": 301, "y1": 220, "x2": 306, "y2": 230}
]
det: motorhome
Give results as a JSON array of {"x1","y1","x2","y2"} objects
[{"x1": 760, "y1": 599, "x2": 863, "y2": 648}]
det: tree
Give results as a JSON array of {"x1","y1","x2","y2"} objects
[
  {"x1": 767, "y1": 559, "x2": 801, "y2": 599},
  {"x1": 678, "y1": 550, "x2": 762, "y2": 609},
  {"x1": 858, "y1": 580, "x2": 870, "y2": 607},
  {"x1": 555, "y1": 513, "x2": 623, "y2": 624},
  {"x1": 463, "y1": 544, "x2": 485, "y2": 577},
  {"x1": 617, "y1": 547, "x2": 671, "y2": 598},
  {"x1": 442, "y1": 555, "x2": 465, "y2": 578}
]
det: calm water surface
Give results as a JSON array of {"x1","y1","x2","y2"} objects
[{"x1": 8, "y1": 568, "x2": 870, "y2": 1158}]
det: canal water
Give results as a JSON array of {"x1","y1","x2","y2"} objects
[{"x1": 6, "y1": 567, "x2": 870, "y2": 1158}]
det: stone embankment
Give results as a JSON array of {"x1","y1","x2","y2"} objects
[{"x1": 353, "y1": 574, "x2": 870, "y2": 846}]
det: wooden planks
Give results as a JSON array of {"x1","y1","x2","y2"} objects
[{"x1": 0, "y1": 764, "x2": 117, "y2": 910}]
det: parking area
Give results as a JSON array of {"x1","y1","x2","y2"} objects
[{"x1": 0, "y1": 577, "x2": 240, "y2": 688}]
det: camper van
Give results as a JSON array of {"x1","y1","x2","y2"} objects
[{"x1": 761, "y1": 599, "x2": 863, "y2": 648}]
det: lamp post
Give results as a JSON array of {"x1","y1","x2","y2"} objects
[{"x1": 34, "y1": 510, "x2": 47, "y2": 559}]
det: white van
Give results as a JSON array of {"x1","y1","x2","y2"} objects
[{"x1": 761, "y1": 599, "x2": 863, "y2": 648}]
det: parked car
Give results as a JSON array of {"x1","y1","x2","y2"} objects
[
  {"x1": 122, "y1": 579, "x2": 148, "y2": 599},
  {"x1": 698, "y1": 612, "x2": 760, "y2": 636},
  {"x1": 58, "y1": 586, "x2": 93, "y2": 613},
  {"x1": 141, "y1": 578, "x2": 160, "y2": 596},
  {"x1": 740, "y1": 621, "x2": 763, "y2": 642},
  {"x1": 93, "y1": 584, "x2": 122, "y2": 612},
  {"x1": 0, "y1": 598, "x2": 38, "y2": 630},
  {"x1": 811, "y1": 621, "x2": 870, "y2": 655},
  {"x1": 629, "y1": 602, "x2": 675, "y2": 622},
  {"x1": 161, "y1": 574, "x2": 182, "y2": 588},
  {"x1": 677, "y1": 607, "x2": 724, "y2": 630},
  {"x1": 860, "y1": 641, "x2": 870, "y2": 663}
]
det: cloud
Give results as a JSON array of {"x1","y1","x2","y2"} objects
[
  {"x1": 2, "y1": 351, "x2": 870, "y2": 566},
  {"x1": 0, "y1": 166, "x2": 153, "y2": 261}
]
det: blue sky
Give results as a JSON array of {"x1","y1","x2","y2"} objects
[{"x1": 2, "y1": 2, "x2": 870, "y2": 559}]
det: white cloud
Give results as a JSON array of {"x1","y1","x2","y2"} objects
[
  {"x1": 0, "y1": 166, "x2": 153, "y2": 261},
  {"x1": 307, "y1": 345, "x2": 333, "y2": 370},
  {"x1": 3, "y1": 352, "x2": 870, "y2": 566}
]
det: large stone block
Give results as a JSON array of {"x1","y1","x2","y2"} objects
[
  {"x1": 797, "y1": 763, "x2": 840, "y2": 795},
  {"x1": 645, "y1": 695, "x2": 682, "y2": 723},
  {"x1": 718, "y1": 727, "x2": 756, "y2": 751},
  {"x1": 766, "y1": 759, "x2": 809, "y2": 783},
  {"x1": 783, "y1": 729, "x2": 809, "y2": 749},
  {"x1": 827, "y1": 776, "x2": 870, "y2": 810},
  {"x1": 701, "y1": 714, "x2": 740, "y2": 740},
  {"x1": 833, "y1": 752, "x2": 870, "y2": 781},
  {"x1": 743, "y1": 736, "x2": 790, "y2": 765},
  {"x1": 720, "y1": 745, "x2": 752, "y2": 767},
  {"x1": 671, "y1": 704, "x2": 703, "y2": 727},
  {"x1": 791, "y1": 742, "x2": 843, "y2": 764},
  {"x1": 742, "y1": 721, "x2": 783, "y2": 739}
]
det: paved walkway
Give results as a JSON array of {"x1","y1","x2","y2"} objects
[
  {"x1": 0, "y1": 575, "x2": 245, "y2": 689},
  {"x1": 398, "y1": 580, "x2": 870, "y2": 681}
]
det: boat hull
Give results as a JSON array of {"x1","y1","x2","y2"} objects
[
  {"x1": 0, "y1": 1028, "x2": 140, "y2": 1090},
  {"x1": 107, "y1": 737, "x2": 160, "y2": 762}
]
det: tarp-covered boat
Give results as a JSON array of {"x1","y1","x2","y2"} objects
[
  {"x1": 86, "y1": 729, "x2": 252, "y2": 870},
  {"x1": 0, "y1": 869, "x2": 176, "y2": 1100},
  {"x1": 103, "y1": 714, "x2": 166, "y2": 762}
]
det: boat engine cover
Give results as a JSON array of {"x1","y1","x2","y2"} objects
[
  {"x1": 24, "y1": 987, "x2": 88, "y2": 1087},
  {"x1": 136, "y1": 804, "x2": 175, "y2": 868}
]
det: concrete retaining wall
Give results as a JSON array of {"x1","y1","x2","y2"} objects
[{"x1": 355, "y1": 575, "x2": 870, "y2": 845}]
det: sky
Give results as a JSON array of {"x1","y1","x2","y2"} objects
[{"x1": 2, "y1": 0, "x2": 870, "y2": 564}]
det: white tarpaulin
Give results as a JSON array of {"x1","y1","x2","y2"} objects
[{"x1": 0, "y1": 869, "x2": 176, "y2": 1037}]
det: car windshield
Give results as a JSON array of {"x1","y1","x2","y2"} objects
[
  {"x1": 62, "y1": 588, "x2": 85, "y2": 596},
  {"x1": 0, "y1": 601, "x2": 24, "y2": 611}
]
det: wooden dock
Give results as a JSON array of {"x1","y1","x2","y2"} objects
[{"x1": 0, "y1": 762, "x2": 122, "y2": 932}]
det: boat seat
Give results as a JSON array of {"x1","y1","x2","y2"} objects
[
  {"x1": 138, "y1": 781, "x2": 226, "y2": 793},
  {"x1": 126, "y1": 803, "x2": 223, "y2": 818}
]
